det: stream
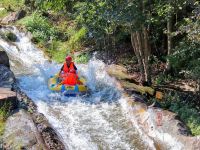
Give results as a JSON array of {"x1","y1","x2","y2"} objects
[{"x1": 0, "y1": 26, "x2": 154, "y2": 150}]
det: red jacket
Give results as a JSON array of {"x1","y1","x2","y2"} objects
[{"x1": 63, "y1": 62, "x2": 76, "y2": 74}]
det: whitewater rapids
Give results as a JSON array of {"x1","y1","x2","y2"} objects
[{"x1": 0, "y1": 26, "x2": 153, "y2": 150}]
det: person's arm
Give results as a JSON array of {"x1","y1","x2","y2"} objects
[
  {"x1": 73, "y1": 64, "x2": 77, "y2": 70},
  {"x1": 59, "y1": 65, "x2": 64, "y2": 75}
]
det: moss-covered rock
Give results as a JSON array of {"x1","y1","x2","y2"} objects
[{"x1": 5, "y1": 31, "x2": 17, "y2": 42}]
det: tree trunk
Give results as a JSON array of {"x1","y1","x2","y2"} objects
[
  {"x1": 143, "y1": 27, "x2": 151, "y2": 84},
  {"x1": 166, "y1": 13, "x2": 173, "y2": 73},
  {"x1": 131, "y1": 29, "x2": 151, "y2": 84},
  {"x1": 131, "y1": 31, "x2": 145, "y2": 82}
]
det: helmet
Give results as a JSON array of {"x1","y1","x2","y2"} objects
[{"x1": 66, "y1": 56, "x2": 72, "y2": 61}]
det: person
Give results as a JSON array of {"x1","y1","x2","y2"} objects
[{"x1": 59, "y1": 56, "x2": 78, "y2": 85}]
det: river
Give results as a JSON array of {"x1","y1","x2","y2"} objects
[{"x1": 0, "y1": 26, "x2": 154, "y2": 150}]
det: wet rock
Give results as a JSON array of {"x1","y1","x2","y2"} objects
[
  {"x1": 108, "y1": 64, "x2": 200, "y2": 150},
  {"x1": 3, "y1": 109, "x2": 47, "y2": 149},
  {"x1": 0, "y1": 88, "x2": 17, "y2": 110},
  {"x1": 0, "y1": 46, "x2": 10, "y2": 68},
  {"x1": 1, "y1": 10, "x2": 26, "y2": 24},
  {"x1": 5, "y1": 31, "x2": 17, "y2": 42},
  {"x1": 124, "y1": 95, "x2": 200, "y2": 149},
  {"x1": 0, "y1": 64, "x2": 15, "y2": 88},
  {"x1": 32, "y1": 113, "x2": 66, "y2": 150},
  {"x1": 14, "y1": 89, "x2": 66, "y2": 150}
]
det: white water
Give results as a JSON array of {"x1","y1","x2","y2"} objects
[{"x1": 0, "y1": 26, "x2": 152, "y2": 149}]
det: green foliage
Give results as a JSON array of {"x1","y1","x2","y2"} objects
[
  {"x1": 159, "y1": 93, "x2": 200, "y2": 135},
  {"x1": 18, "y1": 12, "x2": 59, "y2": 43},
  {"x1": 33, "y1": 0, "x2": 76, "y2": 13},
  {"x1": 170, "y1": 39, "x2": 200, "y2": 79},
  {"x1": 0, "y1": 102, "x2": 12, "y2": 136},
  {"x1": 169, "y1": 101, "x2": 200, "y2": 136},
  {"x1": 0, "y1": 120, "x2": 5, "y2": 136},
  {"x1": 155, "y1": 74, "x2": 173, "y2": 85},
  {"x1": 46, "y1": 40, "x2": 70, "y2": 63},
  {"x1": 169, "y1": 4, "x2": 200, "y2": 79},
  {"x1": 0, "y1": 0, "x2": 24, "y2": 19},
  {"x1": 67, "y1": 27, "x2": 87, "y2": 50},
  {"x1": 75, "y1": 52, "x2": 89, "y2": 64},
  {"x1": 0, "y1": 8, "x2": 8, "y2": 18},
  {"x1": 0, "y1": 102, "x2": 11, "y2": 121},
  {"x1": 50, "y1": 49, "x2": 68, "y2": 63},
  {"x1": 0, "y1": 0, "x2": 24, "y2": 11}
]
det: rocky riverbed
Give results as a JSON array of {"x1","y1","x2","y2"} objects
[
  {"x1": 0, "y1": 48, "x2": 65, "y2": 149},
  {"x1": 106, "y1": 64, "x2": 200, "y2": 150}
]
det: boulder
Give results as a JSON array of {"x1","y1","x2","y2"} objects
[
  {"x1": 1, "y1": 10, "x2": 26, "y2": 24},
  {"x1": 15, "y1": 90, "x2": 66, "y2": 150},
  {"x1": 0, "y1": 64, "x2": 15, "y2": 88},
  {"x1": 0, "y1": 46, "x2": 10, "y2": 68},
  {"x1": 125, "y1": 98, "x2": 200, "y2": 149},
  {"x1": 3, "y1": 109, "x2": 47, "y2": 149},
  {"x1": 0, "y1": 88, "x2": 17, "y2": 110}
]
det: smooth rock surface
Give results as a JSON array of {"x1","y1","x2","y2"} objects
[
  {"x1": 3, "y1": 109, "x2": 47, "y2": 149},
  {"x1": 0, "y1": 64, "x2": 15, "y2": 88},
  {"x1": 108, "y1": 64, "x2": 200, "y2": 150},
  {"x1": 127, "y1": 99, "x2": 200, "y2": 150}
]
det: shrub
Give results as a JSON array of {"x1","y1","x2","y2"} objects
[
  {"x1": 75, "y1": 52, "x2": 89, "y2": 64},
  {"x1": 160, "y1": 93, "x2": 200, "y2": 136},
  {"x1": 170, "y1": 9, "x2": 200, "y2": 80},
  {"x1": 0, "y1": 0, "x2": 24, "y2": 11},
  {"x1": 169, "y1": 101, "x2": 200, "y2": 136},
  {"x1": 67, "y1": 27, "x2": 87, "y2": 49},
  {"x1": 18, "y1": 12, "x2": 59, "y2": 43}
]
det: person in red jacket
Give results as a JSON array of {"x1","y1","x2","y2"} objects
[{"x1": 59, "y1": 56, "x2": 78, "y2": 85}]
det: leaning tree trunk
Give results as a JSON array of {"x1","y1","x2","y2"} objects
[
  {"x1": 131, "y1": 31, "x2": 145, "y2": 82},
  {"x1": 131, "y1": 29, "x2": 151, "y2": 84},
  {"x1": 143, "y1": 27, "x2": 151, "y2": 84},
  {"x1": 130, "y1": 0, "x2": 151, "y2": 84}
]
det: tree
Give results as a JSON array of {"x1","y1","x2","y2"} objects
[
  {"x1": 75, "y1": 0, "x2": 152, "y2": 84},
  {"x1": 153, "y1": 0, "x2": 188, "y2": 73}
]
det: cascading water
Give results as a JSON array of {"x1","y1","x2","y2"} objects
[{"x1": 0, "y1": 26, "x2": 155, "y2": 149}]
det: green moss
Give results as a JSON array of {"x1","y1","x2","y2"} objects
[
  {"x1": 0, "y1": 8, "x2": 8, "y2": 19},
  {"x1": 0, "y1": 120, "x2": 5, "y2": 136},
  {"x1": 0, "y1": 102, "x2": 11, "y2": 137}
]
